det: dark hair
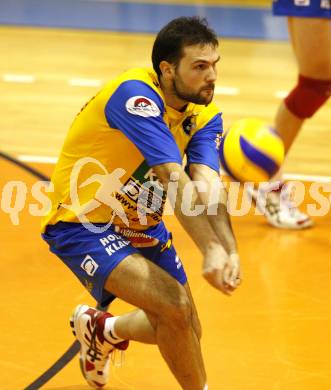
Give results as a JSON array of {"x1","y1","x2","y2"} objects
[{"x1": 152, "y1": 17, "x2": 219, "y2": 78}]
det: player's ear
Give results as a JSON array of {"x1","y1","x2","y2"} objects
[{"x1": 159, "y1": 61, "x2": 174, "y2": 79}]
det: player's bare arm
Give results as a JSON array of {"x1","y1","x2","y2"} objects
[
  {"x1": 189, "y1": 163, "x2": 237, "y2": 255},
  {"x1": 153, "y1": 162, "x2": 241, "y2": 295},
  {"x1": 189, "y1": 163, "x2": 241, "y2": 292}
]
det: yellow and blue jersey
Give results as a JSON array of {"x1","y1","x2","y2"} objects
[{"x1": 41, "y1": 67, "x2": 222, "y2": 232}]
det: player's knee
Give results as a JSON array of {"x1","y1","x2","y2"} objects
[
  {"x1": 284, "y1": 74, "x2": 331, "y2": 119},
  {"x1": 157, "y1": 288, "x2": 193, "y2": 329},
  {"x1": 169, "y1": 295, "x2": 192, "y2": 329}
]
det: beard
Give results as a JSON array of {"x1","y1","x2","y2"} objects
[{"x1": 172, "y1": 77, "x2": 215, "y2": 105}]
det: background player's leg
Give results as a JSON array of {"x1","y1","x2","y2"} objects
[
  {"x1": 289, "y1": 17, "x2": 331, "y2": 78},
  {"x1": 274, "y1": 103, "x2": 303, "y2": 153},
  {"x1": 105, "y1": 253, "x2": 206, "y2": 390},
  {"x1": 253, "y1": 17, "x2": 331, "y2": 229},
  {"x1": 275, "y1": 17, "x2": 331, "y2": 152}
]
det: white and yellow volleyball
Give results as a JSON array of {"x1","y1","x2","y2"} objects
[{"x1": 219, "y1": 118, "x2": 285, "y2": 182}]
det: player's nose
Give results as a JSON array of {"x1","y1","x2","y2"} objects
[{"x1": 206, "y1": 66, "x2": 217, "y2": 83}]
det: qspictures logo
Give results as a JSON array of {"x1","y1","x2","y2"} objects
[
  {"x1": 61, "y1": 157, "x2": 129, "y2": 233},
  {"x1": 1, "y1": 157, "x2": 331, "y2": 228},
  {"x1": 1, "y1": 180, "x2": 52, "y2": 225}
]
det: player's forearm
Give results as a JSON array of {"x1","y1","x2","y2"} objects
[
  {"x1": 171, "y1": 171, "x2": 221, "y2": 255},
  {"x1": 189, "y1": 165, "x2": 238, "y2": 255},
  {"x1": 190, "y1": 184, "x2": 237, "y2": 255},
  {"x1": 174, "y1": 201, "x2": 221, "y2": 256},
  {"x1": 206, "y1": 199, "x2": 237, "y2": 255},
  {"x1": 153, "y1": 163, "x2": 221, "y2": 254}
]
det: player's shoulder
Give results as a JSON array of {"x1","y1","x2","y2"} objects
[
  {"x1": 107, "y1": 68, "x2": 163, "y2": 98},
  {"x1": 121, "y1": 67, "x2": 159, "y2": 86},
  {"x1": 100, "y1": 67, "x2": 165, "y2": 111}
]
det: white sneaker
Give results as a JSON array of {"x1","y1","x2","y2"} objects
[
  {"x1": 247, "y1": 181, "x2": 313, "y2": 229},
  {"x1": 70, "y1": 304, "x2": 129, "y2": 388}
]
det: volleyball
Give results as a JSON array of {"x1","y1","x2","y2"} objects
[{"x1": 219, "y1": 118, "x2": 285, "y2": 182}]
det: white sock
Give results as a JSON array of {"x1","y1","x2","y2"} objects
[
  {"x1": 104, "y1": 316, "x2": 124, "y2": 344},
  {"x1": 203, "y1": 384, "x2": 208, "y2": 390}
]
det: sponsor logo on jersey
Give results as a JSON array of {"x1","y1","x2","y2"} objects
[
  {"x1": 81, "y1": 255, "x2": 99, "y2": 276},
  {"x1": 119, "y1": 161, "x2": 165, "y2": 223},
  {"x1": 182, "y1": 116, "x2": 197, "y2": 136},
  {"x1": 126, "y1": 96, "x2": 161, "y2": 117}
]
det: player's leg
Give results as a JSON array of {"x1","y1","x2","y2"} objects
[
  {"x1": 275, "y1": 17, "x2": 331, "y2": 152},
  {"x1": 251, "y1": 14, "x2": 331, "y2": 229},
  {"x1": 104, "y1": 253, "x2": 207, "y2": 390},
  {"x1": 113, "y1": 232, "x2": 202, "y2": 345},
  {"x1": 184, "y1": 282, "x2": 202, "y2": 340},
  {"x1": 44, "y1": 222, "x2": 207, "y2": 389},
  {"x1": 72, "y1": 255, "x2": 206, "y2": 390},
  {"x1": 111, "y1": 308, "x2": 157, "y2": 344},
  {"x1": 113, "y1": 281, "x2": 202, "y2": 344}
]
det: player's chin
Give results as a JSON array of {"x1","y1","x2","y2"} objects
[{"x1": 200, "y1": 90, "x2": 214, "y2": 104}]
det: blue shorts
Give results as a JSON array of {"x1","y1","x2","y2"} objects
[
  {"x1": 273, "y1": 0, "x2": 331, "y2": 18},
  {"x1": 42, "y1": 221, "x2": 187, "y2": 307}
]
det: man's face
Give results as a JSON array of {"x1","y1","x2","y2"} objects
[{"x1": 172, "y1": 43, "x2": 220, "y2": 105}]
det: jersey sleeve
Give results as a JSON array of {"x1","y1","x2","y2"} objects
[
  {"x1": 186, "y1": 113, "x2": 223, "y2": 172},
  {"x1": 104, "y1": 80, "x2": 182, "y2": 167}
]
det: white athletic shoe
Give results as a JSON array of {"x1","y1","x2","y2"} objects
[
  {"x1": 247, "y1": 181, "x2": 313, "y2": 229},
  {"x1": 70, "y1": 304, "x2": 129, "y2": 388}
]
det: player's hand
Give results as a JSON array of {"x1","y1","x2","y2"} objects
[{"x1": 202, "y1": 244, "x2": 242, "y2": 295}]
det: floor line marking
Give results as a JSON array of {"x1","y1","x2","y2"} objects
[
  {"x1": 3, "y1": 74, "x2": 36, "y2": 83},
  {"x1": 16, "y1": 155, "x2": 331, "y2": 183},
  {"x1": 18, "y1": 155, "x2": 58, "y2": 164},
  {"x1": 215, "y1": 86, "x2": 240, "y2": 96},
  {"x1": 69, "y1": 78, "x2": 103, "y2": 87}
]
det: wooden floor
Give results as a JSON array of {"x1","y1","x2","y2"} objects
[{"x1": 0, "y1": 25, "x2": 331, "y2": 390}]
